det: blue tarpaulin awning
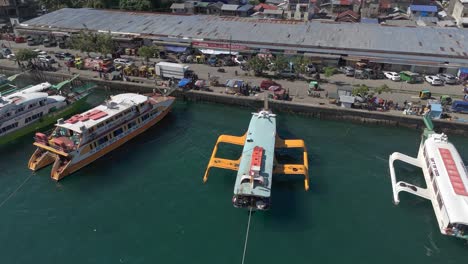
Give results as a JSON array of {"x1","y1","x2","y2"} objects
[
  {"x1": 178, "y1": 78, "x2": 191, "y2": 87},
  {"x1": 165, "y1": 46, "x2": 187, "y2": 53}
]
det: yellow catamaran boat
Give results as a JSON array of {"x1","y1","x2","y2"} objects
[{"x1": 28, "y1": 92, "x2": 175, "y2": 180}]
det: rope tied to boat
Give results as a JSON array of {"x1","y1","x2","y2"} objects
[
  {"x1": 0, "y1": 173, "x2": 34, "y2": 209},
  {"x1": 241, "y1": 207, "x2": 253, "y2": 264}
]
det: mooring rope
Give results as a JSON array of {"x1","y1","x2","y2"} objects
[
  {"x1": 0, "y1": 173, "x2": 34, "y2": 209},
  {"x1": 241, "y1": 207, "x2": 253, "y2": 264}
]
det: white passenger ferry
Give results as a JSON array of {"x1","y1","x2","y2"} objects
[
  {"x1": 0, "y1": 83, "x2": 67, "y2": 137},
  {"x1": 389, "y1": 115, "x2": 468, "y2": 240},
  {"x1": 28, "y1": 92, "x2": 175, "y2": 181}
]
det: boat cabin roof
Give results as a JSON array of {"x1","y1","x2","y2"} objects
[
  {"x1": 57, "y1": 93, "x2": 148, "y2": 133},
  {"x1": 234, "y1": 110, "x2": 276, "y2": 198},
  {"x1": 0, "y1": 92, "x2": 48, "y2": 108},
  {"x1": 425, "y1": 133, "x2": 468, "y2": 224}
]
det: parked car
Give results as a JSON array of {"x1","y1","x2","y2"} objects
[
  {"x1": 113, "y1": 58, "x2": 133, "y2": 66},
  {"x1": 339, "y1": 66, "x2": 355, "y2": 76},
  {"x1": 6, "y1": 54, "x2": 15, "y2": 60},
  {"x1": 54, "y1": 52, "x2": 66, "y2": 60},
  {"x1": 278, "y1": 70, "x2": 298, "y2": 79},
  {"x1": 38, "y1": 55, "x2": 55, "y2": 63},
  {"x1": 425, "y1": 75, "x2": 444, "y2": 86},
  {"x1": 436, "y1": 73, "x2": 458, "y2": 84},
  {"x1": 384, "y1": 71, "x2": 400, "y2": 81},
  {"x1": 305, "y1": 64, "x2": 318, "y2": 74},
  {"x1": 234, "y1": 56, "x2": 246, "y2": 65},
  {"x1": 260, "y1": 80, "x2": 282, "y2": 90},
  {"x1": 400, "y1": 71, "x2": 423, "y2": 83},
  {"x1": 14, "y1": 36, "x2": 25, "y2": 43}
]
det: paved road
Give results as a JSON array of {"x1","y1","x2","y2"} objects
[{"x1": 2, "y1": 41, "x2": 468, "y2": 122}]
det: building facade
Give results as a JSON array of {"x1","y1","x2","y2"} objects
[{"x1": 450, "y1": 0, "x2": 468, "y2": 28}]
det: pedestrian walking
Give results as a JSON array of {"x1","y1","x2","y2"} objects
[{"x1": 208, "y1": 72, "x2": 210, "y2": 79}]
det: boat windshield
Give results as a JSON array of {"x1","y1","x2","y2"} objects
[
  {"x1": 48, "y1": 127, "x2": 81, "y2": 152},
  {"x1": 446, "y1": 223, "x2": 468, "y2": 239}
]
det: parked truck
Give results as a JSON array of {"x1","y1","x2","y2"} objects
[
  {"x1": 155, "y1": 62, "x2": 193, "y2": 80},
  {"x1": 84, "y1": 58, "x2": 113, "y2": 72}
]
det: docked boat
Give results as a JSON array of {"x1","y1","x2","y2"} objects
[
  {"x1": 0, "y1": 72, "x2": 25, "y2": 92},
  {"x1": 203, "y1": 98, "x2": 309, "y2": 211},
  {"x1": 389, "y1": 115, "x2": 468, "y2": 240},
  {"x1": 28, "y1": 92, "x2": 175, "y2": 181},
  {"x1": 0, "y1": 76, "x2": 93, "y2": 145}
]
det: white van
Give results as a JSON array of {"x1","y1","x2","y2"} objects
[{"x1": 113, "y1": 58, "x2": 133, "y2": 66}]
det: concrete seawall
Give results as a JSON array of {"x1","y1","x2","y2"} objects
[{"x1": 2, "y1": 66, "x2": 468, "y2": 137}]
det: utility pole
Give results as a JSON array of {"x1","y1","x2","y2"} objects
[{"x1": 229, "y1": 35, "x2": 232, "y2": 56}]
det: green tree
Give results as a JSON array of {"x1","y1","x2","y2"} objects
[
  {"x1": 375, "y1": 84, "x2": 391, "y2": 95},
  {"x1": 70, "y1": 30, "x2": 98, "y2": 55},
  {"x1": 119, "y1": 0, "x2": 151, "y2": 10},
  {"x1": 16, "y1": 49, "x2": 38, "y2": 62},
  {"x1": 138, "y1": 45, "x2": 158, "y2": 62},
  {"x1": 271, "y1": 55, "x2": 289, "y2": 73},
  {"x1": 292, "y1": 56, "x2": 312, "y2": 75},
  {"x1": 352, "y1": 84, "x2": 370, "y2": 96},
  {"x1": 96, "y1": 32, "x2": 116, "y2": 57},
  {"x1": 323, "y1": 66, "x2": 337, "y2": 77},
  {"x1": 247, "y1": 56, "x2": 268, "y2": 76}
]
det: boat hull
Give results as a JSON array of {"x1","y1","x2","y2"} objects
[
  {"x1": 0, "y1": 93, "x2": 92, "y2": 146},
  {"x1": 49, "y1": 102, "x2": 174, "y2": 181}
]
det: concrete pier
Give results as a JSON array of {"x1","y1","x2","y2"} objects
[{"x1": 2, "y1": 66, "x2": 468, "y2": 137}]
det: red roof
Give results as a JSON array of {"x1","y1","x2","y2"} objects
[
  {"x1": 439, "y1": 148, "x2": 468, "y2": 196},
  {"x1": 254, "y1": 3, "x2": 278, "y2": 12},
  {"x1": 380, "y1": 0, "x2": 391, "y2": 9}
]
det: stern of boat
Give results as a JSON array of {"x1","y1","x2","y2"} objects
[
  {"x1": 50, "y1": 156, "x2": 73, "y2": 181},
  {"x1": 28, "y1": 148, "x2": 56, "y2": 171}
]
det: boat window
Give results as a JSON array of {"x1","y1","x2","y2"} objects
[
  {"x1": 437, "y1": 193, "x2": 444, "y2": 210},
  {"x1": 0, "y1": 122, "x2": 18, "y2": 134},
  {"x1": 127, "y1": 121, "x2": 136, "y2": 129},
  {"x1": 16, "y1": 107, "x2": 24, "y2": 113},
  {"x1": 97, "y1": 135, "x2": 108, "y2": 145},
  {"x1": 96, "y1": 123, "x2": 104, "y2": 129},
  {"x1": 141, "y1": 113, "x2": 150, "y2": 121},
  {"x1": 113, "y1": 128, "x2": 123, "y2": 137},
  {"x1": 429, "y1": 168, "x2": 434, "y2": 180},
  {"x1": 432, "y1": 180, "x2": 439, "y2": 194}
]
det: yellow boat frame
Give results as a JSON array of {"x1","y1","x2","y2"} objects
[{"x1": 203, "y1": 133, "x2": 310, "y2": 191}]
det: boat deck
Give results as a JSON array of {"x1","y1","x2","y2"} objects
[{"x1": 234, "y1": 111, "x2": 276, "y2": 198}]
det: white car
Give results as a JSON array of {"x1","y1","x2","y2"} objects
[
  {"x1": 33, "y1": 49, "x2": 47, "y2": 55},
  {"x1": 38, "y1": 55, "x2": 55, "y2": 63},
  {"x1": 113, "y1": 58, "x2": 133, "y2": 66},
  {"x1": 6, "y1": 54, "x2": 15, "y2": 60},
  {"x1": 425, "y1": 75, "x2": 443, "y2": 86},
  {"x1": 384, "y1": 71, "x2": 400, "y2": 81},
  {"x1": 234, "y1": 56, "x2": 246, "y2": 65}
]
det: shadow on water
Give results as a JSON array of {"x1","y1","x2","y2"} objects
[{"x1": 264, "y1": 179, "x2": 309, "y2": 231}]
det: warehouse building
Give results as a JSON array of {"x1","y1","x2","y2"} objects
[{"x1": 16, "y1": 8, "x2": 468, "y2": 74}]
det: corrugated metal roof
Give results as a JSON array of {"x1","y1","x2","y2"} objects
[
  {"x1": 237, "y1": 4, "x2": 253, "y2": 11},
  {"x1": 19, "y1": 8, "x2": 468, "y2": 61},
  {"x1": 221, "y1": 4, "x2": 239, "y2": 11},
  {"x1": 263, "y1": 9, "x2": 283, "y2": 15}
]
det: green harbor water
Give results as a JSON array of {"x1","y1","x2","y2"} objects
[{"x1": 1, "y1": 94, "x2": 468, "y2": 263}]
